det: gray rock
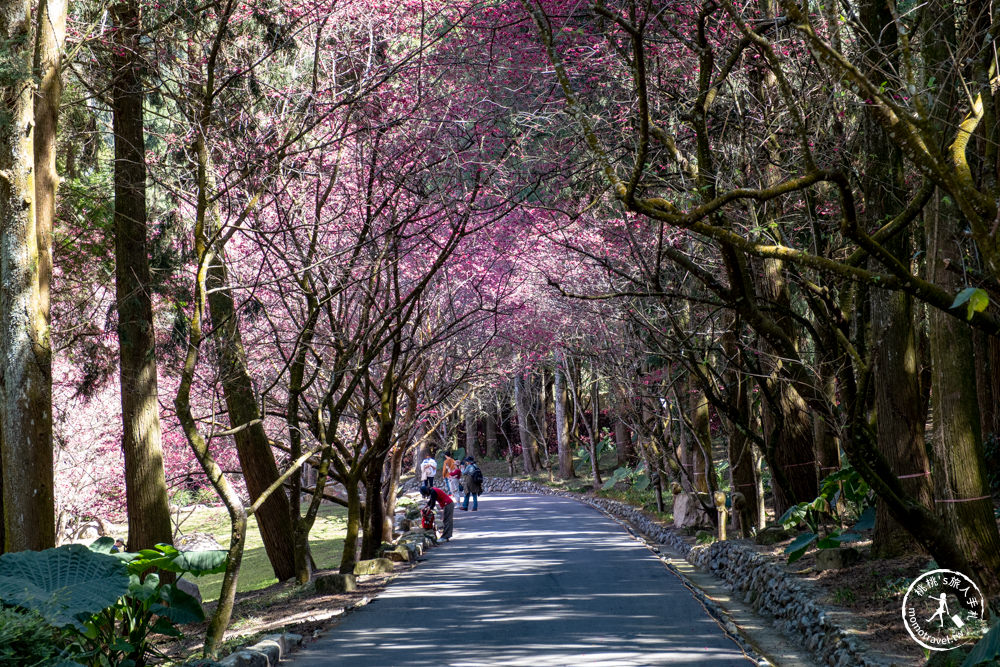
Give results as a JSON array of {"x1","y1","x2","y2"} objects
[
  {"x1": 175, "y1": 577, "x2": 202, "y2": 603},
  {"x1": 315, "y1": 573, "x2": 357, "y2": 593},
  {"x1": 382, "y1": 545, "x2": 412, "y2": 562},
  {"x1": 353, "y1": 558, "x2": 394, "y2": 575},
  {"x1": 247, "y1": 639, "x2": 279, "y2": 664},
  {"x1": 176, "y1": 532, "x2": 225, "y2": 551},
  {"x1": 218, "y1": 649, "x2": 267, "y2": 667},
  {"x1": 816, "y1": 547, "x2": 861, "y2": 570},
  {"x1": 672, "y1": 492, "x2": 713, "y2": 529},
  {"x1": 754, "y1": 525, "x2": 792, "y2": 545},
  {"x1": 257, "y1": 632, "x2": 299, "y2": 657}
]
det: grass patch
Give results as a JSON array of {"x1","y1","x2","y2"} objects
[{"x1": 181, "y1": 504, "x2": 347, "y2": 603}]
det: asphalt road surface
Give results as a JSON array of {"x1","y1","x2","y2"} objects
[{"x1": 291, "y1": 493, "x2": 755, "y2": 666}]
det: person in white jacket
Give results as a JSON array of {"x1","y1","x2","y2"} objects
[{"x1": 420, "y1": 453, "x2": 438, "y2": 491}]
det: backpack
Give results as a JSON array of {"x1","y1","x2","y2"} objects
[
  {"x1": 471, "y1": 466, "x2": 484, "y2": 488},
  {"x1": 420, "y1": 506, "x2": 435, "y2": 530}
]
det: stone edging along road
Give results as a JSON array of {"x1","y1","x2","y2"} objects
[{"x1": 483, "y1": 477, "x2": 892, "y2": 667}]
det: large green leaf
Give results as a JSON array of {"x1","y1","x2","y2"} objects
[
  {"x1": 633, "y1": 473, "x2": 650, "y2": 491},
  {"x1": 852, "y1": 506, "x2": 875, "y2": 532},
  {"x1": 951, "y1": 286, "x2": 990, "y2": 321},
  {"x1": 151, "y1": 584, "x2": 204, "y2": 624},
  {"x1": 784, "y1": 532, "x2": 817, "y2": 564},
  {"x1": 962, "y1": 621, "x2": 1000, "y2": 666},
  {"x1": 0, "y1": 545, "x2": 128, "y2": 630},
  {"x1": 88, "y1": 537, "x2": 115, "y2": 554},
  {"x1": 170, "y1": 550, "x2": 227, "y2": 576}
]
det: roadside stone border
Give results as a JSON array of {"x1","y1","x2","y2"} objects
[
  {"x1": 484, "y1": 478, "x2": 893, "y2": 667},
  {"x1": 218, "y1": 632, "x2": 303, "y2": 666},
  {"x1": 687, "y1": 540, "x2": 888, "y2": 667}
]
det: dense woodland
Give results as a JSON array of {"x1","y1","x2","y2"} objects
[{"x1": 2, "y1": 0, "x2": 1000, "y2": 660}]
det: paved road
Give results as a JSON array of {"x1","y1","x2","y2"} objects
[{"x1": 292, "y1": 493, "x2": 755, "y2": 666}]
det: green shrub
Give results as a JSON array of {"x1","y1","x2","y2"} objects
[
  {"x1": 0, "y1": 544, "x2": 129, "y2": 630},
  {"x1": 0, "y1": 539, "x2": 226, "y2": 667},
  {"x1": 63, "y1": 539, "x2": 227, "y2": 666},
  {"x1": 0, "y1": 608, "x2": 77, "y2": 666}
]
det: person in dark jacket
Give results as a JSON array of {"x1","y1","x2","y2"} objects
[
  {"x1": 459, "y1": 457, "x2": 483, "y2": 511},
  {"x1": 420, "y1": 485, "x2": 455, "y2": 541}
]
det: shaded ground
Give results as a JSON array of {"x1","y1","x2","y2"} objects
[{"x1": 162, "y1": 566, "x2": 406, "y2": 661}]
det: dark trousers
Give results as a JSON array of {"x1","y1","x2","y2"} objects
[{"x1": 440, "y1": 502, "x2": 455, "y2": 540}]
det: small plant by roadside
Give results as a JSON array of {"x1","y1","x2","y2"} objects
[
  {"x1": 832, "y1": 586, "x2": 856, "y2": 604},
  {"x1": 778, "y1": 465, "x2": 875, "y2": 563},
  {"x1": 0, "y1": 538, "x2": 227, "y2": 666}
]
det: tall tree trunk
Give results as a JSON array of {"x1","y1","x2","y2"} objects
[
  {"x1": 589, "y1": 373, "x2": 602, "y2": 487},
  {"x1": 554, "y1": 358, "x2": 574, "y2": 478},
  {"x1": 973, "y1": 329, "x2": 999, "y2": 439},
  {"x1": 924, "y1": 190, "x2": 1000, "y2": 594},
  {"x1": 535, "y1": 370, "x2": 549, "y2": 469},
  {"x1": 207, "y1": 254, "x2": 296, "y2": 580},
  {"x1": 756, "y1": 260, "x2": 818, "y2": 517},
  {"x1": 112, "y1": 0, "x2": 172, "y2": 552},
  {"x1": 361, "y1": 451, "x2": 388, "y2": 560},
  {"x1": 464, "y1": 401, "x2": 476, "y2": 457},
  {"x1": 485, "y1": 406, "x2": 498, "y2": 459},
  {"x1": 850, "y1": 0, "x2": 933, "y2": 559},
  {"x1": 614, "y1": 385, "x2": 634, "y2": 467},
  {"x1": 382, "y1": 442, "x2": 405, "y2": 542},
  {"x1": 514, "y1": 373, "x2": 537, "y2": 473},
  {"x1": 872, "y1": 274, "x2": 932, "y2": 556},
  {"x1": 0, "y1": 0, "x2": 55, "y2": 552},
  {"x1": 722, "y1": 329, "x2": 762, "y2": 531},
  {"x1": 689, "y1": 383, "x2": 713, "y2": 494},
  {"x1": 339, "y1": 475, "x2": 362, "y2": 574},
  {"x1": 33, "y1": 0, "x2": 63, "y2": 341}
]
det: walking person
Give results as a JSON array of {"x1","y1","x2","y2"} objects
[
  {"x1": 419, "y1": 451, "x2": 438, "y2": 492},
  {"x1": 443, "y1": 452, "x2": 461, "y2": 498},
  {"x1": 420, "y1": 485, "x2": 455, "y2": 541},
  {"x1": 459, "y1": 456, "x2": 484, "y2": 511}
]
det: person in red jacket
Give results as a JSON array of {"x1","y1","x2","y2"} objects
[{"x1": 420, "y1": 485, "x2": 455, "y2": 542}]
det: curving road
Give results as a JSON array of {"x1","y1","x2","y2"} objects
[{"x1": 291, "y1": 493, "x2": 755, "y2": 666}]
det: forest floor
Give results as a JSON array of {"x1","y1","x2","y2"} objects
[{"x1": 739, "y1": 535, "x2": 929, "y2": 664}]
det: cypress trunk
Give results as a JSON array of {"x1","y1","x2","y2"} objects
[
  {"x1": 514, "y1": 373, "x2": 537, "y2": 473},
  {"x1": 722, "y1": 329, "x2": 762, "y2": 532},
  {"x1": 112, "y1": 0, "x2": 172, "y2": 551},
  {"x1": 485, "y1": 408, "x2": 498, "y2": 459},
  {"x1": 925, "y1": 191, "x2": 1000, "y2": 595},
  {"x1": 689, "y1": 384, "x2": 713, "y2": 494},
  {"x1": 554, "y1": 359, "x2": 574, "y2": 478},
  {"x1": 756, "y1": 260, "x2": 818, "y2": 517},
  {"x1": 0, "y1": 0, "x2": 55, "y2": 551},
  {"x1": 464, "y1": 402, "x2": 476, "y2": 457}
]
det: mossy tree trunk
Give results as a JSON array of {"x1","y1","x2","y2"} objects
[
  {"x1": 0, "y1": 0, "x2": 56, "y2": 552},
  {"x1": 925, "y1": 190, "x2": 1000, "y2": 595}
]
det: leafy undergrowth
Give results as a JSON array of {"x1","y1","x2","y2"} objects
[{"x1": 177, "y1": 504, "x2": 348, "y2": 602}]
